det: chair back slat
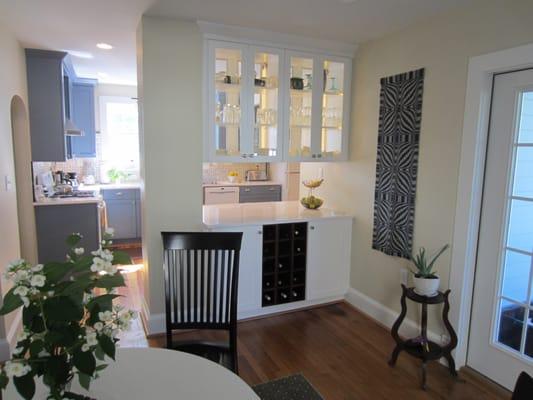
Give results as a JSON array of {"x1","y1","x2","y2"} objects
[{"x1": 162, "y1": 232, "x2": 242, "y2": 329}]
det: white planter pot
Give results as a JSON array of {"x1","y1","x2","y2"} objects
[
  {"x1": 227, "y1": 176, "x2": 237, "y2": 183},
  {"x1": 413, "y1": 276, "x2": 440, "y2": 297}
]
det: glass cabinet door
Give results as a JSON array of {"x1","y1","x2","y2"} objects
[
  {"x1": 251, "y1": 48, "x2": 282, "y2": 160},
  {"x1": 287, "y1": 55, "x2": 314, "y2": 160},
  {"x1": 209, "y1": 43, "x2": 244, "y2": 159},
  {"x1": 321, "y1": 59, "x2": 349, "y2": 160}
]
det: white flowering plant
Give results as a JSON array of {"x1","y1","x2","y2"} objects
[{"x1": 0, "y1": 230, "x2": 136, "y2": 400}]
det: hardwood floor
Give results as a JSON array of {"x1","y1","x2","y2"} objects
[{"x1": 147, "y1": 302, "x2": 511, "y2": 400}]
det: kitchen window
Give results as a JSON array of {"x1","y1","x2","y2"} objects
[{"x1": 99, "y1": 96, "x2": 140, "y2": 181}]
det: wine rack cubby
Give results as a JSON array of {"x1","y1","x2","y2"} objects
[{"x1": 262, "y1": 222, "x2": 307, "y2": 307}]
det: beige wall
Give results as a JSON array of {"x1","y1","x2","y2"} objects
[
  {"x1": 301, "y1": 0, "x2": 533, "y2": 332},
  {"x1": 137, "y1": 17, "x2": 203, "y2": 322},
  {"x1": 0, "y1": 24, "x2": 29, "y2": 355}
]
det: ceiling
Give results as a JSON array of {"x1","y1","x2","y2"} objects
[{"x1": 0, "y1": 0, "x2": 473, "y2": 86}]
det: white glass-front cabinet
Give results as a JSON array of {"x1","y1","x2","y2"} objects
[
  {"x1": 206, "y1": 40, "x2": 351, "y2": 162},
  {"x1": 207, "y1": 41, "x2": 284, "y2": 162},
  {"x1": 284, "y1": 53, "x2": 351, "y2": 162}
]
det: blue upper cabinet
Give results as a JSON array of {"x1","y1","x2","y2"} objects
[
  {"x1": 26, "y1": 49, "x2": 97, "y2": 161},
  {"x1": 26, "y1": 49, "x2": 69, "y2": 161},
  {"x1": 70, "y1": 81, "x2": 97, "y2": 158}
]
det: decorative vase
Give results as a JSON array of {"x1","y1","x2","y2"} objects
[
  {"x1": 413, "y1": 276, "x2": 440, "y2": 297},
  {"x1": 227, "y1": 175, "x2": 237, "y2": 183}
]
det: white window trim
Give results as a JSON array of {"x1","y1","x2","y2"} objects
[{"x1": 451, "y1": 42, "x2": 533, "y2": 369}]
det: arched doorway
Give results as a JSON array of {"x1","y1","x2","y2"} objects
[{"x1": 10, "y1": 95, "x2": 38, "y2": 264}]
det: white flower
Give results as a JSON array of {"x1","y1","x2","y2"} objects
[
  {"x1": 90, "y1": 257, "x2": 106, "y2": 273},
  {"x1": 21, "y1": 297, "x2": 30, "y2": 307},
  {"x1": 101, "y1": 249, "x2": 113, "y2": 262},
  {"x1": 12, "y1": 347, "x2": 24, "y2": 356},
  {"x1": 13, "y1": 286, "x2": 29, "y2": 297},
  {"x1": 94, "y1": 322, "x2": 104, "y2": 331},
  {"x1": 13, "y1": 270, "x2": 30, "y2": 283},
  {"x1": 31, "y1": 264, "x2": 43, "y2": 272},
  {"x1": 4, "y1": 361, "x2": 31, "y2": 378},
  {"x1": 30, "y1": 274, "x2": 46, "y2": 287},
  {"x1": 86, "y1": 331, "x2": 98, "y2": 347},
  {"x1": 105, "y1": 227, "x2": 115, "y2": 236},
  {"x1": 98, "y1": 311, "x2": 114, "y2": 323},
  {"x1": 17, "y1": 330, "x2": 29, "y2": 341},
  {"x1": 104, "y1": 263, "x2": 117, "y2": 275},
  {"x1": 74, "y1": 248, "x2": 84, "y2": 256},
  {"x1": 81, "y1": 344, "x2": 90, "y2": 352},
  {"x1": 7, "y1": 259, "x2": 25, "y2": 271}
]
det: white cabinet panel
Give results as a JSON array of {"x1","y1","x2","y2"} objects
[
  {"x1": 307, "y1": 218, "x2": 352, "y2": 300},
  {"x1": 210, "y1": 225, "x2": 262, "y2": 314}
]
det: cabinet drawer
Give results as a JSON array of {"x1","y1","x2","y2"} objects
[
  {"x1": 101, "y1": 188, "x2": 139, "y2": 201},
  {"x1": 239, "y1": 185, "x2": 281, "y2": 203}
]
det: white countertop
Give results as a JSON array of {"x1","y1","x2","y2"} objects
[
  {"x1": 79, "y1": 182, "x2": 141, "y2": 191},
  {"x1": 203, "y1": 180, "x2": 281, "y2": 187},
  {"x1": 33, "y1": 196, "x2": 102, "y2": 206},
  {"x1": 203, "y1": 201, "x2": 351, "y2": 228}
]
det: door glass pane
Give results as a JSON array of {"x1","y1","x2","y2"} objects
[
  {"x1": 253, "y1": 51, "x2": 279, "y2": 157},
  {"x1": 288, "y1": 56, "x2": 313, "y2": 158},
  {"x1": 497, "y1": 300, "x2": 525, "y2": 352},
  {"x1": 525, "y1": 320, "x2": 533, "y2": 358},
  {"x1": 502, "y1": 250, "x2": 531, "y2": 303},
  {"x1": 513, "y1": 146, "x2": 533, "y2": 197},
  {"x1": 214, "y1": 48, "x2": 242, "y2": 156},
  {"x1": 507, "y1": 199, "x2": 533, "y2": 252},
  {"x1": 322, "y1": 60, "x2": 344, "y2": 157},
  {"x1": 518, "y1": 92, "x2": 533, "y2": 143}
]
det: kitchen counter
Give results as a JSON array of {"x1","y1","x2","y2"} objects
[
  {"x1": 33, "y1": 196, "x2": 102, "y2": 206},
  {"x1": 203, "y1": 201, "x2": 350, "y2": 228},
  {"x1": 79, "y1": 183, "x2": 142, "y2": 191},
  {"x1": 203, "y1": 181, "x2": 281, "y2": 187}
]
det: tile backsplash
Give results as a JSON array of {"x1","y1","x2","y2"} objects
[
  {"x1": 33, "y1": 158, "x2": 97, "y2": 185},
  {"x1": 203, "y1": 163, "x2": 268, "y2": 184}
]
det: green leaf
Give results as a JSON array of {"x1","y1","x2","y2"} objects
[
  {"x1": 22, "y1": 304, "x2": 39, "y2": 327},
  {"x1": 13, "y1": 373, "x2": 35, "y2": 400},
  {"x1": 73, "y1": 350, "x2": 96, "y2": 376},
  {"x1": 87, "y1": 294, "x2": 121, "y2": 313},
  {"x1": 78, "y1": 372, "x2": 91, "y2": 391},
  {"x1": 43, "y1": 296, "x2": 83, "y2": 322},
  {"x1": 112, "y1": 250, "x2": 132, "y2": 265},
  {"x1": 94, "y1": 274, "x2": 125, "y2": 290},
  {"x1": 44, "y1": 355, "x2": 70, "y2": 387},
  {"x1": 98, "y1": 334, "x2": 116, "y2": 360},
  {"x1": 94, "y1": 345, "x2": 105, "y2": 361},
  {"x1": 29, "y1": 340, "x2": 44, "y2": 358},
  {"x1": 60, "y1": 275, "x2": 94, "y2": 296},
  {"x1": 0, "y1": 287, "x2": 24, "y2": 315},
  {"x1": 43, "y1": 262, "x2": 72, "y2": 283},
  {"x1": 72, "y1": 256, "x2": 94, "y2": 273},
  {"x1": 0, "y1": 373, "x2": 8, "y2": 389},
  {"x1": 95, "y1": 364, "x2": 108, "y2": 372},
  {"x1": 66, "y1": 233, "x2": 82, "y2": 247}
]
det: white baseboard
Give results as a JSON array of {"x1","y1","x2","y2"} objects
[{"x1": 345, "y1": 287, "x2": 445, "y2": 346}]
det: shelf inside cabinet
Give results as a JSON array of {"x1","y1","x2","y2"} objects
[
  {"x1": 324, "y1": 90, "x2": 343, "y2": 96},
  {"x1": 215, "y1": 82, "x2": 241, "y2": 92}
]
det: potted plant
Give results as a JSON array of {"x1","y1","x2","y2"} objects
[
  {"x1": 0, "y1": 230, "x2": 136, "y2": 399},
  {"x1": 301, "y1": 179, "x2": 324, "y2": 210},
  {"x1": 410, "y1": 244, "x2": 449, "y2": 296}
]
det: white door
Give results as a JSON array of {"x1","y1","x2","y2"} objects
[{"x1": 469, "y1": 69, "x2": 533, "y2": 390}]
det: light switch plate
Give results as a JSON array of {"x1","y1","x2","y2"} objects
[{"x1": 4, "y1": 175, "x2": 13, "y2": 191}]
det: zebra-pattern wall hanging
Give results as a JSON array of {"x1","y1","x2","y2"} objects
[{"x1": 372, "y1": 68, "x2": 425, "y2": 259}]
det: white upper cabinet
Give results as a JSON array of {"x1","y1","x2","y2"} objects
[{"x1": 205, "y1": 39, "x2": 352, "y2": 162}]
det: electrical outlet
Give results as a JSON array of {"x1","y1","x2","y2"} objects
[{"x1": 400, "y1": 268, "x2": 409, "y2": 286}]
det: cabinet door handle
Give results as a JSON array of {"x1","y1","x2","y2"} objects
[
  {"x1": 296, "y1": 247, "x2": 302, "y2": 252},
  {"x1": 116, "y1": 192, "x2": 123, "y2": 196},
  {"x1": 244, "y1": 188, "x2": 251, "y2": 192},
  {"x1": 258, "y1": 230, "x2": 263, "y2": 234},
  {"x1": 312, "y1": 154, "x2": 316, "y2": 158},
  {"x1": 310, "y1": 226, "x2": 315, "y2": 230},
  {"x1": 295, "y1": 230, "x2": 299, "y2": 235}
]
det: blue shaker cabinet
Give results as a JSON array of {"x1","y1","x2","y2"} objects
[
  {"x1": 102, "y1": 188, "x2": 141, "y2": 240},
  {"x1": 70, "y1": 81, "x2": 97, "y2": 158}
]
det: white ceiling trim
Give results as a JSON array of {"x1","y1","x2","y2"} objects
[{"x1": 197, "y1": 21, "x2": 358, "y2": 58}]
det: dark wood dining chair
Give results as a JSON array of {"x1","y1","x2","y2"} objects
[
  {"x1": 161, "y1": 231, "x2": 243, "y2": 373},
  {"x1": 511, "y1": 371, "x2": 533, "y2": 400}
]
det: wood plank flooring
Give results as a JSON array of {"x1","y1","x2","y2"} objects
[{"x1": 148, "y1": 302, "x2": 511, "y2": 400}]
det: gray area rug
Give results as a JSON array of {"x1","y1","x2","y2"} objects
[{"x1": 253, "y1": 374, "x2": 324, "y2": 400}]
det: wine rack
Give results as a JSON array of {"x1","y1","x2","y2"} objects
[{"x1": 262, "y1": 222, "x2": 307, "y2": 307}]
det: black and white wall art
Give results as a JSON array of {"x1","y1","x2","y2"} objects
[{"x1": 372, "y1": 68, "x2": 425, "y2": 259}]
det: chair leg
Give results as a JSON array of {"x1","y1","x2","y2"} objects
[{"x1": 230, "y1": 329, "x2": 238, "y2": 374}]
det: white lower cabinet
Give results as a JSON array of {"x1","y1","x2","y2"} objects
[
  {"x1": 210, "y1": 225, "x2": 263, "y2": 314},
  {"x1": 210, "y1": 217, "x2": 352, "y2": 319},
  {"x1": 307, "y1": 218, "x2": 352, "y2": 301}
]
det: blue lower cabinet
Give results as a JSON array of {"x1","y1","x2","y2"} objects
[{"x1": 102, "y1": 188, "x2": 141, "y2": 240}]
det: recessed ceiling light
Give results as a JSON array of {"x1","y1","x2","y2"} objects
[
  {"x1": 67, "y1": 50, "x2": 93, "y2": 59},
  {"x1": 96, "y1": 43, "x2": 113, "y2": 50}
]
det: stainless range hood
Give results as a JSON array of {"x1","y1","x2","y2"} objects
[{"x1": 65, "y1": 118, "x2": 84, "y2": 136}]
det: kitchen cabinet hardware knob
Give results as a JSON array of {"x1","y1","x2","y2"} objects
[
  {"x1": 265, "y1": 282, "x2": 271, "y2": 287},
  {"x1": 295, "y1": 231, "x2": 299, "y2": 235},
  {"x1": 281, "y1": 292, "x2": 288, "y2": 299},
  {"x1": 279, "y1": 263, "x2": 283, "y2": 269},
  {"x1": 312, "y1": 154, "x2": 316, "y2": 158},
  {"x1": 278, "y1": 281, "x2": 283, "y2": 286},
  {"x1": 258, "y1": 230, "x2": 262, "y2": 234},
  {"x1": 296, "y1": 247, "x2": 302, "y2": 252},
  {"x1": 310, "y1": 226, "x2": 315, "y2": 230},
  {"x1": 292, "y1": 291, "x2": 298, "y2": 297}
]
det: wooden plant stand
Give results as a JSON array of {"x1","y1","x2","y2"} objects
[{"x1": 388, "y1": 284, "x2": 458, "y2": 390}]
